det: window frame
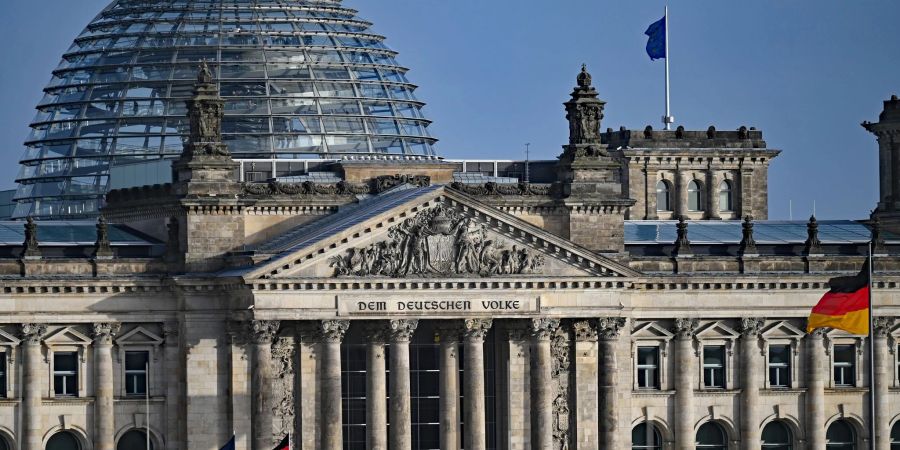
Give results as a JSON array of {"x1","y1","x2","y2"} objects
[
  {"x1": 123, "y1": 350, "x2": 150, "y2": 397},
  {"x1": 0, "y1": 351, "x2": 7, "y2": 398},
  {"x1": 655, "y1": 179, "x2": 673, "y2": 212},
  {"x1": 632, "y1": 421, "x2": 664, "y2": 450},
  {"x1": 718, "y1": 178, "x2": 734, "y2": 212},
  {"x1": 636, "y1": 346, "x2": 661, "y2": 390},
  {"x1": 702, "y1": 345, "x2": 727, "y2": 390},
  {"x1": 687, "y1": 179, "x2": 704, "y2": 212},
  {"x1": 766, "y1": 343, "x2": 793, "y2": 389},
  {"x1": 761, "y1": 420, "x2": 794, "y2": 450},
  {"x1": 630, "y1": 322, "x2": 674, "y2": 392},
  {"x1": 52, "y1": 351, "x2": 80, "y2": 397},
  {"x1": 830, "y1": 342, "x2": 859, "y2": 388},
  {"x1": 114, "y1": 326, "x2": 164, "y2": 398}
]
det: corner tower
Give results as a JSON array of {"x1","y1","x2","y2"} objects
[{"x1": 863, "y1": 95, "x2": 900, "y2": 231}]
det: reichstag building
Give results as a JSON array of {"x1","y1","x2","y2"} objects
[{"x1": 0, "y1": 1, "x2": 899, "y2": 450}]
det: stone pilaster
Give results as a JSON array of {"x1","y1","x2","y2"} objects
[
  {"x1": 388, "y1": 320, "x2": 418, "y2": 450},
  {"x1": 597, "y1": 317, "x2": 626, "y2": 450},
  {"x1": 739, "y1": 318, "x2": 765, "y2": 450},
  {"x1": 319, "y1": 320, "x2": 349, "y2": 450},
  {"x1": 463, "y1": 318, "x2": 492, "y2": 450},
  {"x1": 503, "y1": 323, "x2": 530, "y2": 450},
  {"x1": 362, "y1": 324, "x2": 388, "y2": 450},
  {"x1": 673, "y1": 318, "x2": 698, "y2": 450},
  {"x1": 874, "y1": 317, "x2": 896, "y2": 450},
  {"x1": 295, "y1": 323, "x2": 320, "y2": 450},
  {"x1": 162, "y1": 323, "x2": 184, "y2": 450},
  {"x1": 92, "y1": 323, "x2": 120, "y2": 450},
  {"x1": 436, "y1": 324, "x2": 462, "y2": 450},
  {"x1": 531, "y1": 318, "x2": 559, "y2": 450},
  {"x1": 707, "y1": 169, "x2": 721, "y2": 219},
  {"x1": 572, "y1": 320, "x2": 599, "y2": 450},
  {"x1": 806, "y1": 328, "x2": 827, "y2": 450},
  {"x1": 20, "y1": 323, "x2": 46, "y2": 450},
  {"x1": 249, "y1": 320, "x2": 280, "y2": 450}
]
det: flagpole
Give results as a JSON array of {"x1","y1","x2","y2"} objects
[
  {"x1": 866, "y1": 241, "x2": 876, "y2": 450},
  {"x1": 663, "y1": 4, "x2": 673, "y2": 130}
]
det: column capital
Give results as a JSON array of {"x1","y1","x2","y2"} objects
[
  {"x1": 463, "y1": 318, "x2": 492, "y2": 341},
  {"x1": 531, "y1": 318, "x2": 560, "y2": 341},
  {"x1": 573, "y1": 320, "x2": 597, "y2": 342},
  {"x1": 874, "y1": 317, "x2": 896, "y2": 338},
  {"x1": 806, "y1": 327, "x2": 827, "y2": 338},
  {"x1": 739, "y1": 317, "x2": 766, "y2": 337},
  {"x1": 673, "y1": 318, "x2": 700, "y2": 339},
  {"x1": 388, "y1": 319, "x2": 419, "y2": 343},
  {"x1": 249, "y1": 320, "x2": 281, "y2": 345},
  {"x1": 435, "y1": 322, "x2": 463, "y2": 342},
  {"x1": 20, "y1": 323, "x2": 47, "y2": 345},
  {"x1": 361, "y1": 321, "x2": 388, "y2": 344},
  {"x1": 320, "y1": 320, "x2": 350, "y2": 343},
  {"x1": 92, "y1": 322, "x2": 121, "y2": 344},
  {"x1": 162, "y1": 322, "x2": 179, "y2": 345},
  {"x1": 596, "y1": 317, "x2": 626, "y2": 340}
]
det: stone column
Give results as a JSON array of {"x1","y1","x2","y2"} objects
[
  {"x1": 806, "y1": 329, "x2": 827, "y2": 450},
  {"x1": 436, "y1": 324, "x2": 461, "y2": 450},
  {"x1": 597, "y1": 317, "x2": 626, "y2": 450},
  {"x1": 573, "y1": 320, "x2": 599, "y2": 450},
  {"x1": 739, "y1": 318, "x2": 765, "y2": 450},
  {"x1": 874, "y1": 318, "x2": 896, "y2": 450},
  {"x1": 249, "y1": 320, "x2": 280, "y2": 450},
  {"x1": 463, "y1": 319, "x2": 492, "y2": 450},
  {"x1": 319, "y1": 320, "x2": 349, "y2": 450},
  {"x1": 707, "y1": 169, "x2": 721, "y2": 219},
  {"x1": 673, "y1": 318, "x2": 699, "y2": 450},
  {"x1": 296, "y1": 324, "x2": 321, "y2": 450},
  {"x1": 503, "y1": 324, "x2": 530, "y2": 450},
  {"x1": 531, "y1": 319, "x2": 559, "y2": 450},
  {"x1": 20, "y1": 324, "x2": 46, "y2": 450},
  {"x1": 388, "y1": 320, "x2": 418, "y2": 450},
  {"x1": 675, "y1": 167, "x2": 687, "y2": 217},
  {"x1": 645, "y1": 167, "x2": 659, "y2": 219},
  {"x1": 362, "y1": 324, "x2": 388, "y2": 450},
  {"x1": 92, "y1": 323, "x2": 121, "y2": 450}
]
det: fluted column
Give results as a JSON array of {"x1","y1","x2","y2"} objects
[
  {"x1": 320, "y1": 320, "x2": 349, "y2": 450},
  {"x1": 21, "y1": 324, "x2": 46, "y2": 450},
  {"x1": 597, "y1": 318, "x2": 626, "y2": 450},
  {"x1": 573, "y1": 320, "x2": 599, "y2": 450},
  {"x1": 437, "y1": 324, "x2": 462, "y2": 450},
  {"x1": 673, "y1": 318, "x2": 698, "y2": 450},
  {"x1": 531, "y1": 319, "x2": 559, "y2": 450},
  {"x1": 92, "y1": 323, "x2": 121, "y2": 450},
  {"x1": 250, "y1": 320, "x2": 280, "y2": 450},
  {"x1": 739, "y1": 318, "x2": 765, "y2": 450},
  {"x1": 874, "y1": 318, "x2": 896, "y2": 450},
  {"x1": 463, "y1": 319, "x2": 492, "y2": 450},
  {"x1": 363, "y1": 324, "x2": 388, "y2": 450},
  {"x1": 389, "y1": 320, "x2": 418, "y2": 450},
  {"x1": 806, "y1": 329, "x2": 827, "y2": 450}
]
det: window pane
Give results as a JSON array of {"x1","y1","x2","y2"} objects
[
  {"x1": 125, "y1": 351, "x2": 149, "y2": 371},
  {"x1": 696, "y1": 422, "x2": 726, "y2": 449},
  {"x1": 834, "y1": 345, "x2": 855, "y2": 364},
  {"x1": 826, "y1": 420, "x2": 856, "y2": 449},
  {"x1": 762, "y1": 421, "x2": 792, "y2": 448},
  {"x1": 54, "y1": 353, "x2": 78, "y2": 372},
  {"x1": 46, "y1": 431, "x2": 81, "y2": 450}
]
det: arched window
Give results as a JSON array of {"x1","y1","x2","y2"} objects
[
  {"x1": 687, "y1": 180, "x2": 703, "y2": 211},
  {"x1": 718, "y1": 180, "x2": 733, "y2": 212},
  {"x1": 826, "y1": 420, "x2": 856, "y2": 450},
  {"x1": 890, "y1": 421, "x2": 899, "y2": 450},
  {"x1": 117, "y1": 430, "x2": 153, "y2": 450},
  {"x1": 46, "y1": 431, "x2": 80, "y2": 450},
  {"x1": 656, "y1": 180, "x2": 672, "y2": 212},
  {"x1": 762, "y1": 421, "x2": 793, "y2": 450},
  {"x1": 696, "y1": 422, "x2": 727, "y2": 450},
  {"x1": 632, "y1": 422, "x2": 663, "y2": 449},
  {"x1": 0, "y1": 434, "x2": 8, "y2": 450}
]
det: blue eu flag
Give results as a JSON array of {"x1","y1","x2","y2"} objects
[
  {"x1": 645, "y1": 16, "x2": 666, "y2": 60},
  {"x1": 219, "y1": 436, "x2": 236, "y2": 450}
]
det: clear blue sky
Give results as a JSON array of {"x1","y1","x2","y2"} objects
[{"x1": 0, "y1": 0, "x2": 897, "y2": 220}]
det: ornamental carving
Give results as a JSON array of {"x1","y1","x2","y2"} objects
[
  {"x1": 388, "y1": 319, "x2": 419, "y2": 342},
  {"x1": 241, "y1": 180, "x2": 370, "y2": 197},
  {"x1": 270, "y1": 337, "x2": 295, "y2": 442},
  {"x1": 874, "y1": 317, "x2": 896, "y2": 338},
  {"x1": 739, "y1": 317, "x2": 766, "y2": 337},
  {"x1": 673, "y1": 318, "x2": 700, "y2": 339},
  {"x1": 449, "y1": 182, "x2": 554, "y2": 197},
  {"x1": 23, "y1": 217, "x2": 40, "y2": 258},
  {"x1": 319, "y1": 320, "x2": 349, "y2": 343},
  {"x1": 93, "y1": 216, "x2": 113, "y2": 258},
  {"x1": 186, "y1": 62, "x2": 229, "y2": 157},
  {"x1": 92, "y1": 322, "x2": 121, "y2": 344},
  {"x1": 551, "y1": 331, "x2": 570, "y2": 377},
  {"x1": 329, "y1": 204, "x2": 544, "y2": 278},
  {"x1": 463, "y1": 319, "x2": 492, "y2": 341},
  {"x1": 596, "y1": 317, "x2": 626, "y2": 340},
  {"x1": 249, "y1": 320, "x2": 281, "y2": 345},
  {"x1": 20, "y1": 323, "x2": 47, "y2": 345},
  {"x1": 573, "y1": 320, "x2": 597, "y2": 342},
  {"x1": 532, "y1": 318, "x2": 561, "y2": 341},
  {"x1": 553, "y1": 393, "x2": 571, "y2": 450},
  {"x1": 374, "y1": 174, "x2": 430, "y2": 193}
]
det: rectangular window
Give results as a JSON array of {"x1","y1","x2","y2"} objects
[
  {"x1": 0, "y1": 352, "x2": 6, "y2": 398},
  {"x1": 768, "y1": 344, "x2": 792, "y2": 388},
  {"x1": 636, "y1": 347, "x2": 660, "y2": 389},
  {"x1": 703, "y1": 346, "x2": 726, "y2": 389},
  {"x1": 125, "y1": 351, "x2": 149, "y2": 396},
  {"x1": 53, "y1": 352, "x2": 78, "y2": 396},
  {"x1": 833, "y1": 344, "x2": 856, "y2": 387}
]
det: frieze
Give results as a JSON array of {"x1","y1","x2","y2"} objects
[
  {"x1": 241, "y1": 180, "x2": 370, "y2": 197},
  {"x1": 338, "y1": 296, "x2": 537, "y2": 316},
  {"x1": 448, "y1": 182, "x2": 554, "y2": 197},
  {"x1": 329, "y1": 203, "x2": 545, "y2": 278}
]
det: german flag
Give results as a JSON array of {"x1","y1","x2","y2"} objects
[
  {"x1": 272, "y1": 435, "x2": 290, "y2": 450},
  {"x1": 807, "y1": 260, "x2": 870, "y2": 335}
]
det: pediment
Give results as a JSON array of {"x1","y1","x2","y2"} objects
[
  {"x1": 825, "y1": 327, "x2": 866, "y2": 338},
  {"x1": 240, "y1": 186, "x2": 639, "y2": 280},
  {"x1": 631, "y1": 322, "x2": 675, "y2": 341},
  {"x1": 0, "y1": 329, "x2": 20, "y2": 347},
  {"x1": 694, "y1": 321, "x2": 740, "y2": 340},
  {"x1": 44, "y1": 327, "x2": 92, "y2": 346},
  {"x1": 115, "y1": 326, "x2": 163, "y2": 347},
  {"x1": 761, "y1": 321, "x2": 805, "y2": 340}
]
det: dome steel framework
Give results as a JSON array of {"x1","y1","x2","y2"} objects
[{"x1": 14, "y1": 0, "x2": 438, "y2": 218}]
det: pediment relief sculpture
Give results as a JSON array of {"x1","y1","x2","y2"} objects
[{"x1": 329, "y1": 203, "x2": 545, "y2": 278}]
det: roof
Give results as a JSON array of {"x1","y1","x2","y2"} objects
[
  {"x1": 0, "y1": 221, "x2": 160, "y2": 246},
  {"x1": 625, "y1": 220, "x2": 891, "y2": 245}
]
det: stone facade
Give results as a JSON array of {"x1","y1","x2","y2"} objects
[{"x1": 0, "y1": 69, "x2": 898, "y2": 450}]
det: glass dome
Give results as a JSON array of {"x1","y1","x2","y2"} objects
[{"x1": 14, "y1": 0, "x2": 438, "y2": 219}]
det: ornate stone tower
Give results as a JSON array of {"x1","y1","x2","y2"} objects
[
  {"x1": 863, "y1": 95, "x2": 900, "y2": 231},
  {"x1": 557, "y1": 66, "x2": 634, "y2": 253}
]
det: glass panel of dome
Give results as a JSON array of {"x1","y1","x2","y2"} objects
[
  {"x1": 268, "y1": 65, "x2": 312, "y2": 79},
  {"x1": 222, "y1": 49, "x2": 265, "y2": 62},
  {"x1": 371, "y1": 138, "x2": 404, "y2": 154},
  {"x1": 48, "y1": 122, "x2": 79, "y2": 139},
  {"x1": 361, "y1": 101, "x2": 392, "y2": 116},
  {"x1": 74, "y1": 139, "x2": 112, "y2": 157},
  {"x1": 325, "y1": 136, "x2": 368, "y2": 153},
  {"x1": 381, "y1": 70, "x2": 408, "y2": 83},
  {"x1": 307, "y1": 51, "x2": 343, "y2": 63},
  {"x1": 389, "y1": 86, "x2": 414, "y2": 100},
  {"x1": 344, "y1": 51, "x2": 373, "y2": 64},
  {"x1": 99, "y1": 51, "x2": 135, "y2": 66},
  {"x1": 118, "y1": 119, "x2": 164, "y2": 135},
  {"x1": 273, "y1": 117, "x2": 321, "y2": 133},
  {"x1": 132, "y1": 66, "x2": 173, "y2": 81},
  {"x1": 220, "y1": 64, "x2": 267, "y2": 79},
  {"x1": 116, "y1": 136, "x2": 163, "y2": 154},
  {"x1": 368, "y1": 119, "x2": 399, "y2": 135},
  {"x1": 226, "y1": 99, "x2": 270, "y2": 115},
  {"x1": 322, "y1": 117, "x2": 364, "y2": 134},
  {"x1": 89, "y1": 85, "x2": 125, "y2": 100},
  {"x1": 313, "y1": 68, "x2": 351, "y2": 80},
  {"x1": 161, "y1": 137, "x2": 183, "y2": 155},
  {"x1": 176, "y1": 49, "x2": 218, "y2": 62},
  {"x1": 221, "y1": 34, "x2": 259, "y2": 46},
  {"x1": 223, "y1": 117, "x2": 271, "y2": 134},
  {"x1": 273, "y1": 135, "x2": 323, "y2": 153},
  {"x1": 269, "y1": 81, "x2": 315, "y2": 97},
  {"x1": 318, "y1": 100, "x2": 359, "y2": 115},
  {"x1": 270, "y1": 99, "x2": 316, "y2": 115},
  {"x1": 165, "y1": 100, "x2": 188, "y2": 116},
  {"x1": 220, "y1": 81, "x2": 267, "y2": 97},
  {"x1": 121, "y1": 101, "x2": 165, "y2": 117},
  {"x1": 93, "y1": 68, "x2": 131, "y2": 83},
  {"x1": 406, "y1": 139, "x2": 431, "y2": 155},
  {"x1": 398, "y1": 120, "x2": 426, "y2": 137},
  {"x1": 137, "y1": 50, "x2": 175, "y2": 64},
  {"x1": 358, "y1": 84, "x2": 387, "y2": 99},
  {"x1": 265, "y1": 51, "x2": 306, "y2": 63}
]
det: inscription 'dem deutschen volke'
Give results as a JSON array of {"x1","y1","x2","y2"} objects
[{"x1": 339, "y1": 298, "x2": 537, "y2": 316}]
